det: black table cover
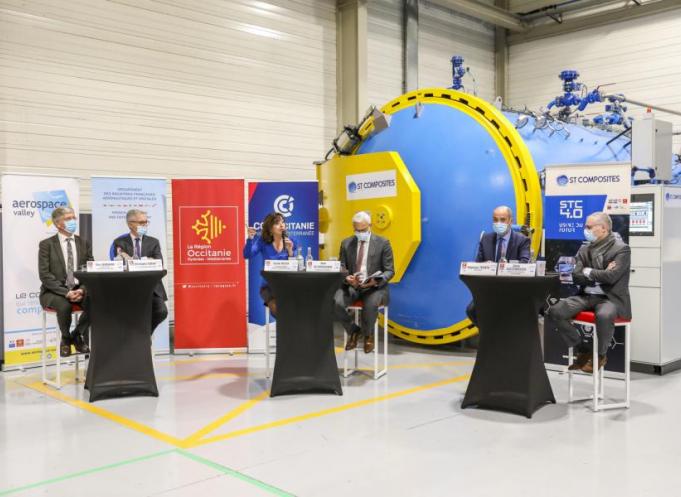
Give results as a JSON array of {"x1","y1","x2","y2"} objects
[
  {"x1": 261, "y1": 271, "x2": 344, "y2": 397},
  {"x1": 460, "y1": 274, "x2": 559, "y2": 418},
  {"x1": 75, "y1": 270, "x2": 165, "y2": 402}
]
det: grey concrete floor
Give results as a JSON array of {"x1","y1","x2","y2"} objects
[{"x1": 1, "y1": 336, "x2": 679, "y2": 497}]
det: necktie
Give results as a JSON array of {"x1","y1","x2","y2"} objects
[
  {"x1": 495, "y1": 237, "x2": 504, "y2": 262},
  {"x1": 66, "y1": 238, "x2": 75, "y2": 289},
  {"x1": 355, "y1": 241, "x2": 365, "y2": 272},
  {"x1": 134, "y1": 238, "x2": 141, "y2": 259}
]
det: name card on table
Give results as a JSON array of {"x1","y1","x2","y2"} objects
[
  {"x1": 86, "y1": 260, "x2": 125, "y2": 272},
  {"x1": 264, "y1": 259, "x2": 299, "y2": 272},
  {"x1": 497, "y1": 262, "x2": 537, "y2": 277},
  {"x1": 306, "y1": 260, "x2": 342, "y2": 272},
  {"x1": 128, "y1": 259, "x2": 164, "y2": 271},
  {"x1": 459, "y1": 262, "x2": 498, "y2": 276}
]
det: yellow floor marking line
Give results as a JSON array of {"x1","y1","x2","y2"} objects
[
  {"x1": 355, "y1": 360, "x2": 474, "y2": 371},
  {"x1": 22, "y1": 381, "x2": 184, "y2": 447},
  {"x1": 182, "y1": 390, "x2": 271, "y2": 446},
  {"x1": 187, "y1": 373, "x2": 471, "y2": 449},
  {"x1": 156, "y1": 371, "x2": 251, "y2": 382}
]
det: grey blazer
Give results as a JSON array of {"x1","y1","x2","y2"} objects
[
  {"x1": 338, "y1": 234, "x2": 395, "y2": 290},
  {"x1": 39, "y1": 234, "x2": 93, "y2": 302},
  {"x1": 572, "y1": 236, "x2": 632, "y2": 320}
]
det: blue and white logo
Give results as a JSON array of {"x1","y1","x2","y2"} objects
[
  {"x1": 348, "y1": 182, "x2": 358, "y2": 194},
  {"x1": 274, "y1": 194, "x2": 295, "y2": 218},
  {"x1": 557, "y1": 175, "x2": 569, "y2": 186}
]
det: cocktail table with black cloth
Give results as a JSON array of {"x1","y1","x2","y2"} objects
[
  {"x1": 75, "y1": 270, "x2": 165, "y2": 402},
  {"x1": 261, "y1": 271, "x2": 344, "y2": 397},
  {"x1": 460, "y1": 274, "x2": 559, "y2": 418}
]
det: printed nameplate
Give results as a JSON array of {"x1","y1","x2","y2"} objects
[
  {"x1": 498, "y1": 262, "x2": 537, "y2": 277},
  {"x1": 128, "y1": 259, "x2": 163, "y2": 271},
  {"x1": 306, "y1": 260, "x2": 341, "y2": 272},
  {"x1": 87, "y1": 260, "x2": 124, "y2": 272},
  {"x1": 459, "y1": 261, "x2": 498, "y2": 276},
  {"x1": 535, "y1": 260, "x2": 546, "y2": 276},
  {"x1": 264, "y1": 259, "x2": 299, "y2": 272}
]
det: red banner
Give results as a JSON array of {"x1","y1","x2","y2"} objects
[{"x1": 172, "y1": 179, "x2": 246, "y2": 349}]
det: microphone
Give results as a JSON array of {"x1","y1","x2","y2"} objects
[{"x1": 282, "y1": 229, "x2": 288, "y2": 240}]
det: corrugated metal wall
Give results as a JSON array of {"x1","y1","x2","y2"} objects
[
  {"x1": 367, "y1": 0, "x2": 497, "y2": 108},
  {"x1": 0, "y1": 0, "x2": 337, "y2": 318},
  {"x1": 508, "y1": 10, "x2": 681, "y2": 150}
]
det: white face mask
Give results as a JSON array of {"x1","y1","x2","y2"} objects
[{"x1": 355, "y1": 231, "x2": 370, "y2": 243}]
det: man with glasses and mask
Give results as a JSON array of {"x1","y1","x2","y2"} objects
[
  {"x1": 39, "y1": 207, "x2": 93, "y2": 357},
  {"x1": 546, "y1": 211, "x2": 631, "y2": 373},
  {"x1": 333, "y1": 211, "x2": 394, "y2": 353},
  {"x1": 112, "y1": 209, "x2": 168, "y2": 333},
  {"x1": 465, "y1": 205, "x2": 531, "y2": 326}
]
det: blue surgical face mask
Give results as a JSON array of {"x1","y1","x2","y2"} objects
[
  {"x1": 493, "y1": 222, "x2": 509, "y2": 236},
  {"x1": 63, "y1": 219, "x2": 77, "y2": 234},
  {"x1": 355, "y1": 231, "x2": 370, "y2": 243},
  {"x1": 584, "y1": 228, "x2": 597, "y2": 242},
  {"x1": 136, "y1": 226, "x2": 148, "y2": 237}
]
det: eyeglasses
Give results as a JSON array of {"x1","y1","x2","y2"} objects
[{"x1": 130, "y1": 220, "x2": 150, "y2": 226}]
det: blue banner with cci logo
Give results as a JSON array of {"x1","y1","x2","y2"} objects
[
  {"x1": 545, "y1": 195, "x2": 607, "y2": 240},
  {"x1": 247, "y1": 181, "x2": 318, "y2": 325}
]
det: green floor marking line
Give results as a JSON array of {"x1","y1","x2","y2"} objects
[
  {"x1": 176, "y1": 450, "x2": 295, "y2": 497},
  {"x1": 0, "y1": 449, "x2": 175, "y2": 496}
]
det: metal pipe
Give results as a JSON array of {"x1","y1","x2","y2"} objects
[{"x1": 604, "y1": 95, "x2": 681, "y2": 118}]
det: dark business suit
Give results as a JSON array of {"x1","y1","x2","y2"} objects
[
  {"x1": 334, "y1": 234, "x2": 395, "y2": 336},
  {"x1": 466, "y1": 229, "x2": 532, "y2": 326},
  {"x1": 546, "y1": 234, "x2": 631, "y2": 355},
  {"x1": 39, "y1": 234, "x2": 93, "y2": 339},
  {"x1": 113, "y1": 234, "x2": 168, "y2": 332}
]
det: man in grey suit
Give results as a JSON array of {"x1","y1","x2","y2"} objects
[
  {"x1": 547, "y1": 211, "x2": 632, "y2": 373},
  {"x1": 334, "y1": 211, "x2": 395, "y2": 353},
  {"x1": 39, "y1": 207, "x2": 94, "y2": 357}
]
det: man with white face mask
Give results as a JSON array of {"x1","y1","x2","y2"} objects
[
  {"x1": 39, "y1": 207, "x2": 93, "y2": 357},
  {"x1": 334, "y1": 211, "x2": 395, "y2": 353},
  {"x1": 112, "y1": 209, "x2": 168, "y2": 333},
  {"x1": 465, "y1": 205, "x2": 531, "y2": 326},
  {"x1": 546, "y1": 211, "x2": 631, "y2": 373}
]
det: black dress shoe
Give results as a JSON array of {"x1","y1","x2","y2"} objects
[
  {"x1": 60, "y1": 338, "x2": 72, "y2": 357},
  {"x1": 73, "y1": 334, "x2": 90, "y2": 354}
]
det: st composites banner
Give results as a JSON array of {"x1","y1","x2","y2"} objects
[
  {"x1": 172, "y1": 179, "x2": 246, "y2": 350},
  {"x1": 90, "y1": 176, "x2": 170, "y2": 352},
  {"x1": 2, "y1": 174, "x2": 79, "y2": 368}
]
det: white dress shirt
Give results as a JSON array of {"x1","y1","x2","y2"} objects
[
  {"x1": 57, "y1": 232, "x2": 78, "y2": 285},
  {"x1": 355, "y1": 234, "x2": 371, "y2": 277}
]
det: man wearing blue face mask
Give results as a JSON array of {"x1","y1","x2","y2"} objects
[
  {"x1": 334, "y1": 211, "x2": 395, "y2": 353},
  {"x1": 39, "y1": 207, "x2": 93, "y2": 357},
  {"x1": 465, "y1": 205, "x2": 531, "y2": 326},
  {"x1": 112, "y1": 209, "x2": 168, "y2": 333},
  {"x1": 546, "y1": 212, "x2": 631, "y2": 373}
]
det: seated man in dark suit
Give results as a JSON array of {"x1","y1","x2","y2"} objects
[
  {"x1": 112, "y1": 209, "x2": 168, "y2": 333},
  {"x1": 546, "y1": 211, "x2": 631, "y2": 373},
  {"x1": 334, "y1": 211, "x2": 395, "y2": 353},
  {"x1": 465, "y1": 205, "x2": 531, "y2": 326},
  {"x1": 39, "y1": 207, "x2": 93, "y2": 357}
]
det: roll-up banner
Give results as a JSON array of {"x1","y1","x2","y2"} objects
[
  {"x1": 246, "y1": 181, "x2": 319, "y2": 352},
  {"x1": 1, "y1": 174, "x2": 80, "y2": 369},
  {"x1": 543, "y1": 163, "x2": 631, "y2": 376},
  {"x1": 90, "y1": 177, "x2": 170, "y2": 352},
  {"x1": 172, "y1": 179, "x2": 246, "y2": 351}
]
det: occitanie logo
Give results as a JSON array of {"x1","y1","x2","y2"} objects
[{"x1": 192, "y1": 209, "x2": 226, "y2": 244}]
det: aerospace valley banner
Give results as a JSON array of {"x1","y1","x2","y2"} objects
[
  {"x1": 543, "y1": 163, "x2": 631, "y2": 375},
  {"x1": 90, "y1": 177, "x2": 170, "y2": 352},
  {"x1": 2, "y1": 174, "x2": 80, "y2": 368},
  {"x1": 172, "y1": 179, "x2": 246, "y2": 350},
  {"x1": 247, "y1": 181, "x2": 319, "y2": 326}
]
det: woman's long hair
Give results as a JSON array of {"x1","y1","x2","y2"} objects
[{"x1": 261, "y1": 212, "x2": 284, "y2": 244}]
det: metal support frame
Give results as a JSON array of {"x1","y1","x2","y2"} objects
[
  {"x1": 567, "y1": 318, "x2": 631, "y2": 412},
  {"x1": 343, "y1": 305, "x2": 388, "y2": 380},
  {"x1": 337, "y1": 0, "x2": 368, "y2": 131},
  {"x1": 41, "y1": 309, "x2": 88, "y2": 389},
  {"x1": 494, "y1": 0, "x2": 509, "y2": 102},
  {"x1": 403, "y1": 0, "x2": 419, "y2": 93}
]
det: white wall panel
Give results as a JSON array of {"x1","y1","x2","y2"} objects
[
  {"x1": 508, "y1": 10, "x2": 681, "y2": 150},
  {"x1": 0, "y1": 0, "x2": 337, "y2": 319},
  {"x1": 419, "y1": 0, "x2": 496, "y2": 102}
]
